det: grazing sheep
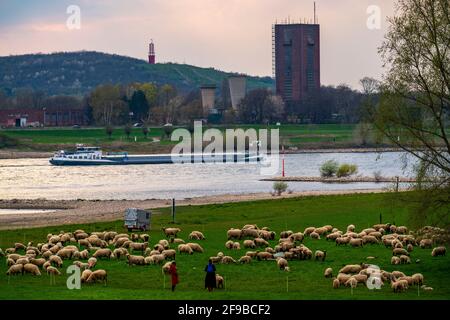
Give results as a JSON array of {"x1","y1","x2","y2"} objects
[
  {"x1": 412, "y1": 273, "x2": 424, "y2": 285},
  {"x1": 333, "y1": 278, "x2": 340, "y2": 289},
  {"x1": 362, "y1": 235, "x2": 378, "y2": 244},
  {"x1": 324, "y1": 267, "x2": 333, "y2": 278},
  {"x1": 391, "y1": 271, "x2": 406, "y2": 279},
  {"x1": 23, "y1": 263, "x2": 41, "y2": 276},
  {"x1": 6, "y1": 258, "x2": 15, "y2": 267},
  {"x1": 352, "y1": 274, "x2": 368, "y2": 284},
  {"x1": 400, "y1": 255, "x2": 411, "y2": 264},
  {"x1": 126, "y1": 254, "x2": 146, "y2": 266},
  {"x1": 210, "y1": 256, "x2": 222, "y2": 263},
  {"x1": 86, "y1": 269, "x2": 107, "y2": 285},
  {"x1": 243, "y1": 240, "x2": 256, "y2": 249},
  {"x1": 6, "y1": 264, "x2": 23, "y2": 275},
  {"x1": 246, "y1": 251, "x2": 257, "y2": 258},
  {"x1": 349, "y1": 238, "x2": 363, "y2": 247},
  {"x1": 162, "y1": 249, "x2": 176, "y2": 260},
  {"x1": 310, "y1": 232, "x2": 320, "y2": 240},
  {"x1": 241, "y1": 228, "x2": 259, "y2": 238},
  {"x1": 392, "y1": 248, "x2": 409, "y2": 256},
  {"x1": 162, "y1": 227, "x2": 181, "y2": 238},
  {"x1": 30, "y1": 258, "x2": 46, "y2": 267},
  {"x1": 232, "y1": 242, "x2": 241, "y2": 250},
  {"x1": 57, "y1": 248, "x2": 74, "y2": 260},
  {"x1": 398, "y1": 276, "x2": 414, "y2": 286},
  {"x1": 335, "y1": 237, "x2": 350, "y2": 246},
  {"x1": 225, "y1": 240, "x2": 234, "y2": 249},
  {"x1": 345, "y1": 277, "x2": 358, "y2": 288},
  {"x1": 407, "y1": 244, "x2": 414, "y2": 252},
  {"x1": 88, "y1": 257, "x2": 97, "y2": 269},
  {"x1": 150, "y1": 254, "x2": 165, "y2": 265},
  {"x1": 153, "y1": 244, "x2": 164, "y2": 252},
  {"x1": 339, "y1": 265, "x2": 362, "y2": 274},
  {"x1": 189, "y1": 231, "x2": 205, "y2": 240},
  {"x1": 391, "y1": 256, "x2": 401, "y2": 265},
  {"x1": 49, "y1": 255, "x2": 63, "y2": 268},
  {"x1": 216, "y1": 274, "x2": 224, "y2": 289},
  {"x1": 81, "y1": 269, "x2": 93, "y2": 283},
  {"x1": 290, "y1": 232, "x2": 304, "y2": 242},
  {"x1": 280, "y1": 230, "x2": 293, "y2": 238},
  {"x1": 337, "y1": 273, "x2": 352, "y2": 285},
  {"x1": 326, "y1": 232, "x2": 341, "y2": 241},
  {"x1": 266, "y1": 247, "x2": 276, "y2": 254},
  {"x1": 419, "y1": 239, "x2": 433, "y2": 249},
  {"x1": 186, "y1": 243, "x2": 204, "y2": 253},
  {"x1": 315, "y1": 250, "x2": 327, "y2": 261},
  {"x1": 277, "y1": 257, "x2": 288, "y2": 270},
  {"x1": 178, "y1": 244, "x2": 194, "y2": 255},
  {"x1": 254, "y1": 238, "x2": 269, "y2": 247},
  {"x1": 162, "y1": 262, "x2": 172, "y2": 274},
  {"x1": 158, "y1": 239, "x2": 170, "y2": 250},
  {"x1": 256, "y1": 252, "x2": 273, "y2": 261},
  {"x1": 114, "y1": 237, "x2": 130, "y2": 248},
  {"x1": 73, "y1": 261, "x2": 89, "y2": 270},
  {"x1": 130, "y1": 242, "x2": 148, "y2": 252},
  {"x1": 431, "y1": 246, "x2": 446, "y2": 257},
  {"x1": 239, "y1": 256, "x2": 252, "y2": 264},
  {"x1": 221, "y1": 256, "x2": 237, "y2": 264},
  {"x1": 46, "y1": 266, "x2": 61, "y2": 276},
  {"x1": 391, "y1": 279, "x2": 408, "y2": 292},
  {"x1": 16, "y1": 257, "x2": 30, "y2": 265},
  {"x1": 227, "y1": 229, "x2": 242, "y2": 240},
  {"x1": 171, "y1": 238, "x2": 185, "y2": 244},
  {"x1": 346, "y1": 224, "x2": 355, "y2": 232},
  {"x1": 5, "y1": 248, "x2": 16, "y2": 254},
  {"x1": 93, "y1": 248, "x2": 112, "y2": 259},
  {"x1": 423, "y1": 286, "x2": 433, "y2": 291},
  {"x1": 303, "y1": 227, "x2": 315, "y2": 235},
  {"x1": 397, "y1": 226, "x2": 408, "y2": 234}
]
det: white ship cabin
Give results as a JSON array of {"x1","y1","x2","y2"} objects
[{"x1": 53, "y1": 146, "x2": 103, "y2": 160}]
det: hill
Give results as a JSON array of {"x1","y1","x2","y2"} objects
[{"x1": 0, "y1": 51, "x2": 274, "y2": 96}]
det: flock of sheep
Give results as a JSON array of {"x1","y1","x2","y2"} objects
[{"x1": 0, "y1": 222, "x2": 447, "y2": 294}]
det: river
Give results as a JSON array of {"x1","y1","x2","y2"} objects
[{"x1": 0, "y1": 152, "x2": 415, "y2": 200}]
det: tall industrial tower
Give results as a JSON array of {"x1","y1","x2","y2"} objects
[
  {"x1": 148, "y1": 39, "x2": 155, "y2": 64},
  {"x1": 273, "y1": 4, "x2": 320, "y2": 102}
]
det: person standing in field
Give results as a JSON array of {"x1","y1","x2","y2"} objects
[
  {"x1": 169, "y1": 261, "x2": 179, "y2": 291},
  {"x1": 204, "y1": 259, "x2": 217, "y2": 292}
]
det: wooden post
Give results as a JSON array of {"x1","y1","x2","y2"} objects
[
  {"x1": 286, "y1": 276, "x2": 289, "y2": 292},
  {"x1": 172, "y1": 198, "x2": 176, "y2": 223}
]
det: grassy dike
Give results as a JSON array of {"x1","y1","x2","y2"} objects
[{"x1": 0, "y1": 193, "x2": 448, "y2": 300}]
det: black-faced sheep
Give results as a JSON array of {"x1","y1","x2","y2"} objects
[{"x1": 314, "y1": 250, "x2": 327, "y2": 261}]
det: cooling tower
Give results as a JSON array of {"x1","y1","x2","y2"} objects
[
  {"x1": 200, "y1": 85, "x2": 217, "y2": 114},
  {"x1": 228, "y1": 75, "x2": 247, "y2": 110}
]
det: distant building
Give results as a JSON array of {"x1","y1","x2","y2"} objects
[
  {"x1": 200, "y1": 85, "x2": 217, "y2": 114},
  {"x1": 228, "y1": 75, "x2": 247, "y2": 110},
  {"x1": 0, "y1": 107, "x2": 87, "y2": 127},
  {"x1": 274, "y1": 22, "x2": 320, "y2": 102},
  {"x1": 148, "y1": 40, "x2": 155, "y2": 64}
]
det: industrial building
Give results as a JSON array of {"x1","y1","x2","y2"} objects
[
  {"x1": 200, "y1": 85, "x2": 217, "y2": 114},
  {"x1": 273, "y1": 21, "x2": 320, "y2": 102},
  {"x1": 0, "y1": 107, "x2": 87, "y2": 127},
  {"x1": 228, "y1": 75, "x2": 247, "y2": 110},
  {"x1": 148, "y1": 39, "x2": 155, "y2": 64}
]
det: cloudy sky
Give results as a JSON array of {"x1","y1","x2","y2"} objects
[{"x1": 0, "y1": 0, "x2": 396, "y2": 89}]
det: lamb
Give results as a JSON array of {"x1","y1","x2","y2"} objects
[
  {"x1": 227, "y1": 229, "x2": 242, "y2": 240},
  {"x1": 49, "y1": 255, "x2": 63, "y2": 268},
  {"x1": 186, "y1": 243, "x2": 204, "y2": 253},
  {"x1": 349, "y1": 238, "x2": 363, "y2": 247},
  {"x1": 162, "y1": 249, "x2": 176, "y2": 260},
  {"x1": 93, "y1": 248, "x2": 112, "y2": 259},
  {"x1": 419, "y1": 239, "x2": 433, "y2": 249},
  {"x1": 6, "y1": 264, "x2": 23, "y2": 275},
  {"x1": 431, "y1": 246, "x2": 446, "y2": 257},
  {"x1": 333, "y1": 278, "x2": 340, "y2": 288},
  {"x1": 315, "y1": 250, "x2": 327, "y2": 261},
  {"x1": 162, "y1": 227, "x2": 181, "y2": 238},
  {"x1": 324, "y1": 267, "x2": 333, "y2": 278},
  {"x1": 23, "y1": 263, "x2": 41, "y2": 276},
  {"x1": 411, "y1": 273, "x2": 424, "y2": 285},
  {"x1": 127, "y1": 254, "x2": 146, "y2": 266},
  {"x1": 399, "y1": 255, "x2": 411, "y2": 264},
  {"x1": 86, "y1": 269, "x2": 107, "y2": 285},
  {"x1": 339, "y1": 264, "x2": 362, "y2": 274},
  {"x1": 407, "y1": 244, "x2": 414, "y2": 252},
  {"x1": 46, "y1": 266, "x2": 61, "y2": 276},
  {"x1": 239, "y1": 256, "x2": 252, "y2": 264},
  {"x1": 216, "y1": 274, "x2": 224, "y2": 289},
  {"x1": 243, "y1": 240, "x2": 256, "y2": 249},
  {"x1": 391, "y1": 256, "x2": 401, "y2": 265},
  {"x1": 221, "y1": 256, "x2": 237, "y2": 264},
  {"x1": 276, "y1": 257, "x2": 288, "y2": 270},
  {"x1": 81, "y1": 269, "x2": 93, "y2": 283},
  {"x1": 88, "y1": 257, "x2": 97, "y2": 269},
  {"x1": 178, "y1": 244, "x2": 194, "y2": 255}
]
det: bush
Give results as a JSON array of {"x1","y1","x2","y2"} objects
[
  {"x1": 320, "y1": 160, "x2": 339, "y2": 177},
  {"x1": 336, "y1": 164, "x2": 358, "y2": 177},
  {"x1": 0, "y1": 133, "x2": 18, "y2": 148},
  {"x1": 273, "y1": 182, "x2": 288, "y2": 196}
]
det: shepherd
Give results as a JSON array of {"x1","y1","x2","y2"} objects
[
  {"x1": 169, "y1": 261, "x2": 179, "y2": 291},
  {"x1": 204, "y1": 259, "x2": 217, "y2": 292}
]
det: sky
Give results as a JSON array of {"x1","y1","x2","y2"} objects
[{"x1": 0, "y1": 0, "x2": 396, "y2": 89}]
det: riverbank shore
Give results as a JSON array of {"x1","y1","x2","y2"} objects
[
  {"x1": 262, "y1": 176, "x2": 415, "y2": 183},
  {"x1": 0, "y1": 188, "x2": 403, "y2": 230},
  {"x1": 0, "y1": 147, "x2": 404, "y2": 159}
]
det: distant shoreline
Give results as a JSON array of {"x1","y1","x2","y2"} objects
[{"x1": 0, "y1": 147, "x2": 405, "y2": 160}]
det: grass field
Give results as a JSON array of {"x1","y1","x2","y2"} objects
[
  {"x1": 0, "y1": 193, "x2": 448, "y2": 300},
  {"x1": 0, "y1": 124, "x2": 364, "y2": 152}
]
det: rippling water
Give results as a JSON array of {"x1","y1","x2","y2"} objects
[{"x1": 0, "y1": 152, "x2": 415, "y2": 200}]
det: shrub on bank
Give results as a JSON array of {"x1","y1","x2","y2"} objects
[
  {"x1": 273, "y1": 181, "x2": 288, "y2": 196},
  {"x1": 336, "y1": 164, "x2": 358, "y2": 177},
  {"x1": 320, "y1": 160, "x2": 339, "y2": 177}
]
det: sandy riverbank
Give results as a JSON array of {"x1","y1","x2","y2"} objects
[{"x1": 0, "y1": 188, "x2": 401, "y2": 230}]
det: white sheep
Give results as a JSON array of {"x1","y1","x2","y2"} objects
[
  {"x1": 324, "y1": 267, "x2": 333, "y2": 278},
  {"x1": 431, "y1": 246, "x2": 446, "y2": 257}
]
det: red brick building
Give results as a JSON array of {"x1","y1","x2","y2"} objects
[
  {"x1": 274, "y1": 23, "x2": 321, "y2": 102},
  {"x1": 0, "y1": 107, "x2": 86, "y2": 127}
]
